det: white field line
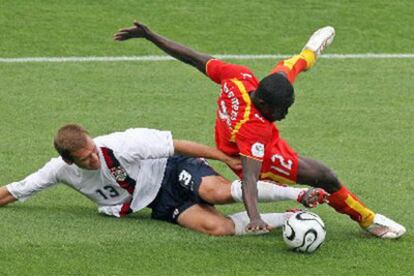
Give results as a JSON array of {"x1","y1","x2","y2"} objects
[{"x1": 1, "y1": 54, "x2": 414, "y2": 63}]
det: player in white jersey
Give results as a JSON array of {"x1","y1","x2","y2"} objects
[{"x1": 0, "y1": 123, "x2": 327, "y2": 235}]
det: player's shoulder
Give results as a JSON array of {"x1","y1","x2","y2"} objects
[
  {"x1": 94, "y1": 128, "x2": 173, "y2": 156},
  {"x1": 94, "y1": 128, "x2": 159, "y2": 146},
  {"x1": 46, "y1": 156, "x2": 68, "y2": 169},
  {"x1": 232, "y1": 67, "x2": 257, "y2": 84},
  {"x1": 95, "y1": 128, "x2": 171, "y2": 141},
  {"x1": 41, "y1": 156, "x2": 76, "y2": 179},
  {"x1": 210, "y1": 59, "x2": 258, "y2": 81}
]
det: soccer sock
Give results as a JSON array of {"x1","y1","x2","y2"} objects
[
  {"x1": 229, "y1": 211, "x2": 290, "y2": 235},
  {"x1": 328, "y1": 185, "x2": 376, "y2": 228},
  {"x1": 269, "y1": 49, "x2": 316, "y2": 84},
  {"x1": 230, "y1": 180, "x2": 304, "y2": 203}
]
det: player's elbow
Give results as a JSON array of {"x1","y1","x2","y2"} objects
[
  {"x1": 0, "y1": 198, "x2": 15, "y2": 207},
  {"x1": 0, "y1": 188, "x2": 17, "y2": 206}
]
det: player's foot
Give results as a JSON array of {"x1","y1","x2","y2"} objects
[
  {"x1": 285, "y1": 208, "x2": 303, "y2": 213},
  {"x1": 283, "y1": 208, "x2": 303, "y2": 220},
  {"x1": 297, "y1": 188, "x2": 329, "y2": 208},
  {"x1": 364, "y1": 214, "x2": 406, "y2": 239},
  {"x1": 303, "y1": 26, "x2": 336, "y2": 57}
]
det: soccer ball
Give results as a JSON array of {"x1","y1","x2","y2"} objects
[{"x1": 282, "y1": 211, "x2": 326, "y2": 253}]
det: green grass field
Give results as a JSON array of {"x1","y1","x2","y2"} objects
[{"x1": 1, "y1": 0, "x2": 413, "y2": 275}]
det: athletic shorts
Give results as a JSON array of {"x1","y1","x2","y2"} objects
[
  {"x1": 148, "y1": 155, "x2": 218, "y2": 224},
  {"x1": 230, "y1": 136, "x2": 299, "y2": 185},
  {"x1": 259, "y1": 136, "x2": 299, "y2": 185}
]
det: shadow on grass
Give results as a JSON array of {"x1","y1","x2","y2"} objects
[{"x1": 0, "y1": 202, "x2": 153, "y2": 222}]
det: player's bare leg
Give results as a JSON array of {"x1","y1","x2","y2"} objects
[
  {"x1": 198, "y1": 175, "x2": 327, "y2": 207},
  {"x1": 297, "y1": 156, "x2": 406, "y2": 239},
  {"x1": 177, "y1": 204, "x2": 235, "y2": 236},
  {"x1": 177, "y1": 204, "x2": 294, "y2": 236}
]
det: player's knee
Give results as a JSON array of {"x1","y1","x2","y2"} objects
[
  {"x1": 202, "y1": 219, "x2": 233, "y2": 236},
  {"x1": 198, "y1": 178, "x2": 231, "y2": 204},
  {"x1": 300, "y1": 158, "x2": 340, "y2": 191},
  {"x1": 319, "y1": 166, "x2": 338, "y2": 183},
  {"x1": 211, "y1": 187, "x2": 231, "y2": 203},
  {"x1": 314, "y1": 166, "x2": 340, "y2": 191}
]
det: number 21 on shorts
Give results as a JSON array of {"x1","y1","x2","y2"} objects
[{"x1": 271, "y1": 154, "x2": 293, "y2": 176}]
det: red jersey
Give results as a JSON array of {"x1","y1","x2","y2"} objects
[{"x1": 206, "y1": 59, "x2": 298, "y2": 184}]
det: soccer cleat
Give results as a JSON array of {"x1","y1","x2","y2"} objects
[
  {"x1": 297, "y1": 188, "x2": 329, "y2": 208},
  {"x1": 365, "y1": 214, "x2": 406, "y2": 239},
  {"x1": 302, "y1": 26, "x2": 336, "y2": 57}
]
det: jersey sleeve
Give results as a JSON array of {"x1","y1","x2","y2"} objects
[
  {"x1": 235, "y1": 121, "x2": 273, "y2": 161},
  {"x1": 206, "y1": 59, "x2": 254, "y2": 84},
  {"x1": 6, "y1": 158, "x2": 64, "y2": 201},
  {"x1": 116, "y1": 128, "x2": 174, "y2": 160}
]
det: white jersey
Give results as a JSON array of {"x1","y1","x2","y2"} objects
[{"x1": 6, "y1": 128, "x2": 174, "y2": 217}]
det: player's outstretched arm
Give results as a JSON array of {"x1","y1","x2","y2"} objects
[
  {"x1": 173, "y1": 140, "x2": 242, "y2": 171},
  {"x1": 113, "y1": 21, "x2": 214, "y2": 74},
  {"x1": 0, "y1": 186, "x2": 17, "y2": 206},
  {"x1": 240, "y1": 156, "x2": 270, "y2": 233}
]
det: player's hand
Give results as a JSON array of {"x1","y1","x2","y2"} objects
[
  {"x1": 113, "y1": 21, "x2": 152, "y2": 41},
  {"x1": 246, "y1": 218, "x2": 270, "y2": 234},
  {"x1": 224, "y1": 156, "x2": 242, "y2": 171}
]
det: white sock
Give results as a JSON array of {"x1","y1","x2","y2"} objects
[
  {"x1": 230, "y1": 180, "x2": 304, "y2": 203},
  {"x1": 229, "y1": 211, "x2": 291, "y2": 235}
]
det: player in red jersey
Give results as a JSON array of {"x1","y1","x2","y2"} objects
[{"x1": 113, "y1": 22, "x2": 406, "y2": 238}]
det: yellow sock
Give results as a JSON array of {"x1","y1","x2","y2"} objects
[
  {"x1": 344, "y1": 195, "x2": 376, "y2": 228},
  {"x1": 300, "y1": 49, "x2": 317, "y2": 70}
]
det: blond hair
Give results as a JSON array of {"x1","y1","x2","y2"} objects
[{"x1": 54, "y1": 124, "x2": 90, "y2": 162}]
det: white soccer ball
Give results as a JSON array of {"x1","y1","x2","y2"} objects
[{"x1": 282, "y1": 211, "x2": 326, "y2": 253}]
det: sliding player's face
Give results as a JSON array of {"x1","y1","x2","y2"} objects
[
  {"x1": 71, "y1": 137, "x2": 101, "y2": 170},
  {"x1": 263, "y1": 99, "x2": 294, "y2": 122},
  {"x1": 275, "y1": 104, "x2": 293, "y2": 121}
]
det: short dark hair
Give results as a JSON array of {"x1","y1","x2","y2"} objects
[
  {"x1": 54, "y1": 124, "x2": 90, "y2": 162},
  {"x1": 256, "y1": 73, "x2": 294, "y2": 108}
]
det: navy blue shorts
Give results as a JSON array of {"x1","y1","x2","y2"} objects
[{"x1": 148, "y1": 155, "x2": 218, "y2": 224}]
